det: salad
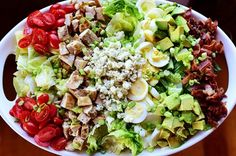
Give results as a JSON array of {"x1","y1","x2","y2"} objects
[{"x1": 9, "y1": 0, "x2": 228, "y2": 155}]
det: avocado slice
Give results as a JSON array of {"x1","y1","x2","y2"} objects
[
  {"x1": 162, "y1": 117, "x2": 184, "y2": 133},
  {"x1": 156, "y1": 140, "x2": 168, "y2": 148},
  {"x1": 176, "y1": 127, "x2": 189, "y2": 139},
  {"x1": 192, "y1": 120, "x2": 205, "y2": 130},
  {"x1": 193, "y1": 100, "x2": 201, "y2": 115},
  {"x1": 179, "y1": 94, "x2": 194, "y2": 111},
  {"x1": 164, "y1": 93, "x2": 181, "y2": 110},
  {"x1": 180, "y1": 111, "x2": 197, "y2": 124},
  {"x1": 155, "y1": 104, "x2": 166, "y2": 116},
  {"x1": 164, "y1": 14, "x2": 176, "y2": 25},
  {"x1": 164, "y1": 5, "x2": 177, "y2": 14},
  {"x1": 170, "y1": 26, "x2": 184, "y2": 43},
  {"x1": 156, "y1": 18, "x2": 169, "y2": 30},
  {"x1": 157, "y1": 37, "x2": 174, "y2": 51},
  {"x1": 175, "y1": 16, "x2": 190, "y2": 33},
  {"x1": 158, "y1": 129, "x2": 171, "y2": 140},
  {"x1": 171, "y1": 6, "x2": 186, "y2": 16},
  {"x1": 167, "y1": 137, "x2": 181, "y2": 148}
]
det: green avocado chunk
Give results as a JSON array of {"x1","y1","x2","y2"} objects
[
  {"x1": 175, "y1": 16, "x2": 190, "y2": 32},
  {"x1": 157, "y1": 37, "x2": 174, "y2": 51},
  {"x1": 156, "y1": 18, "x2": 169, "y2": 30},
  {"x1": 180, "y1": 111, "x2": 197, "y2": 124},
  {"x1": 164, "y1": 93, "x2": 181, "y2": 110},
  {"x1": 170, "y1": 26, "x2": 184, "y2": 43},
  {"x1": 192, "y1": 120, "x2": 205, "y2": 130},
  {"x1": 179, "y1": 94, "x2": 194, "y2": 111}
]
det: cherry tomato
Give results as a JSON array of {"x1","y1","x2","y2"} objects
[
  {"x1": 34, "y1": 134, "x2": 50, "y2": 147},
  {"x1": 23, "y1": 97, "x2": 37, "y2": 110},
  {"x1": 22, "y1": 121, "x2": 39, "y2": 136},
  {"x1": 18, "y1": 35, "x2": 32, "y2": 48},
  {"x1": 53, "y1": 117, "x2": 63, "y2": 125},
  {"x1": 49, "y1": 4, "x2": 62, "y2": 13},
  {"x1": 18, "y1": 110, "x2": 31, "y2": 123},
  {"x1": 33, "y1": 44, "x2": 49, "y2": 55},
  {"x1": 37, "y1": 126, "x2": 57, "y2": 142},
  {"x1": 23, "y1": 24, "x2": 33, "y2": 35},
  {"x1": 51, "y1": 137, "x2": 67, "y2": 151},
  {"x1": 42, "y1": 12, "x2": 56, "y2": 28},
  {"x1": 27, "y1": 10, "x2": 42, "y2": 27},
  {"x1": 51, "y1": 9, "x2": 66, "y2": 19},
  {"x1": 47, "y1": 124, "x2": 63, "y2": 137},
  {"x1": 49, "y1": 104, "x2": 57, "y2": 118},
  {"x1": 56, "y1": 18, "x2": 65, "y2": 27},
  {"x1": 63, "y1": 4, "x2": 76, "y2": 13},
  {"x1": 38, "y1": 119, "x2": 50, "y2": 130},
  {"x1": 9, "y1": 104, "x2": 24, "y2": 118},
  {"x1": 31, "y1": 17, "x2": 45, "y2": 28},
  {"x1": 49, "y1": 34, "x2": 60, "y2": 49},
  {"x1": 37, "y1": 93, "x2": 49, "y2": 105},
  {"x1": 30, "y1": 111, "x2": 38, "y2": 123},
  {"x1": 49, "y1": 30, "x2": 57, "y2": 35},
  {"x1": 32, "y1": 29, "x2": 48, "y2": 45},
  {"x1": 35, "y1": 105, "x2": 50, "y2": 123}
]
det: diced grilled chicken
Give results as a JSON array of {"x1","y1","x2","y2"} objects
[
  {"x1": 59, "y1": 42, "x2": 70, "y2": 55},
  {"x1": 69, "y1": 124, "x2": 81, "y2": 137},
  {"x1": 69, "y1": 89, "x2": 88, "y2": 99},
  {"x1": 59, "y1": 54, "x2": 75, "y2": 67},
  {"x1": 72, "y1": 19, "x2": 80, "y2": 32},
  {"x1": 58, "y1": 26, "x2": 70, "y2": 41},
  {"x1": 95, "y1": 7, "x2": 105, "y2": 21},
  {"x1": 65, "y1": 13, "x2": 73, "y2": 26},
  {"x1": 62, "y1": 121, "x2": 71, "y2": 139},
  {"x1": 65, "y1": 111, "x2": 77, "y2": 120},
  {"x1": 77, "y1": 112, "x2": 91, "y2": 124},
  {"x1": 81, "y1": 124, "x2": 89, "y2": 140},
  {"x1": 85, "y1": 6, "x2": 96, "y2": 20},
  {"x1": 79, "y1": 18, "x2": 90, "y2": 33},
  {"x1": 74, "y1": 57, "x2": 88, "y2": 70},
  {"x1": 85, "y1": 86, "x2": 97, "y2": 101},
  {"x1": 95, "y1": 94, "x2": 103, "y2": 105},
  {"x1": 65, "y1": 141, "x2": 75, "y2": 151},
  {"x1": 67, "y1": 70, "x2": 84, "y2": 89},
  {"x1": 72, "y1": 136, "x2": 85, "y2": 151},
  {"x1": 66, "y1": 40, "x2": 85, "y2": 55},
  {"x1": 79, "y1": 29, "x2": 100, "y2": 46},
  {"x1": 83, "y1": 106, "x2": 97, "y2": 119},
  {"x1": 61, "y1": 93, "x2": 76, "y2": 110},
  {"x1": 77, "y1": 96, "x2": 92, "y2": 106}
]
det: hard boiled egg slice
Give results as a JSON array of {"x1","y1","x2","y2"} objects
[
  {"x1": 135, "y1": 42, "x2": 153, "y2": 54},
  {"x1": 124, "y1": 100, "x2": 148, "y2": 123},
  {"x1": 128, "y1": 78, "x2": 149, "y2": 101},
  {"x1": 146, "y1": 49, "x2": 170, "y2": 68},
  {"x1": 146, "y1": 8, "x2": 165, "y2": 19},
  {"x1": 136, "y1": 0, "x2": 156, "y2": 13}
]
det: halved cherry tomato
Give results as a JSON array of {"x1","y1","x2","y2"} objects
[
  {"x1": 63, "y1": 4, "x2": 76, "y2": 13},
  {"x1": 37, "y1": 93, "x2": 49, "y2": 105},
  {"x1": 27, "y1": 10, "x2": 42, "y2": 27},
  {"x1": 53, "y1": 117, "x2": 63, "y2": 125},
  {"x1": 51, "y1": 137, "x2": 67, "y2": 151},
  {"x1": 35, "y1": 105, "x2": 50, "y2": 123},
  {"x1": 23, "y1": 97, "x2": 37, "y2": 110},
  {"x1": 18, "y1": 35, "x2": 32, "y2": 48},
  {"x1": 31, "y1": 17, "x2": 45, "y2": 28},
  {"x1": 37, "y1": 126, "x2": 57, "y2": 142},
  {"x1": 51, "y1": 9, "x2": 66, "y2": 19},
  {"x1": 49, "y1": 4, "x2": 62, "y2": 13},
  {"x1": 18, "y1": 110, "x2": 31, "y2": 123},
  {"x1": 42, "y1": 13, "x2": 56, "y2": 28},
  {"x1": 32, "y1": 29, "x2": 48, "y2": 45},
  {"x1": 47, "y1": 124, "x2": 63, "y2": 137},
  {"x1": 49, "y1": 30, "x2": 57, "y2": 35},
  {"x1": 30, "y1": 111, "x2": 38, "y2": 123},
  {"x1": 49, "y1": 33, "x2": 60, "y2": 49},
  {"x1": 22, "y1": 121, "x2": 39, "y2": 136},
  {"x1": 33, "y1": 44, "x2": 49, "y2": 55},
  {"x1": 34, "y1": 134, "x2": 50, "y2": 147},
  {"x1": 38, "y1": 119, "x2": 50, "y2": 130},
  {"x1": 49, "y1": 104, "x2": 57, "y2": 118},
  {"x1": 15, "y1": 97, "x2": 25, "y2": 106},
  {"x1": 9, "y1": 104, "x2": 24, "y2": 118},
  {"x1": 56, "y1": 18, "x2": 65, "y2": 27}
]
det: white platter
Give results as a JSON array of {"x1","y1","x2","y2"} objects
[{"x1": 0, "y1": 0, "x2": 235, "y2": 156}]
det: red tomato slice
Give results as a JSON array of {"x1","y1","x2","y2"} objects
[
  {"x1": 53, "y1": 117, "x2": 63, "y2": 126},
  {"x1": 31, "y1": 17, "x2": 45, "y2": 28},
  {"x1": 33, "y1": 44, "x2": 49, "y2": 55},
  {"x1": 27, "y1": 10, "x2": 42, "y2": 27},
  {"x1": 22, "y1": 121, "x2": 39, "y2": 136},
  {"x1": 35, "y1": 105, "x2": 50, "y2": 123},
  {"x1": 38, "y1": 119, "x2": 50, "y2": 130},
  {"x1": 23, "y1": 97, "x2": 37, "y2": 110},
  {"x1": 32, "y1": 29, "x2": 48, "y2": 45},
  {"x1": 37, "y1": 126, "x2": 57, "y2": 142},
  {"x1": 51, "y1": 137, "x2": 67, "y2": 151},
  {"x1": 9, "y1": 104, "x2": 24, "y2": 118},
  {"x1": 49, "y1": 104, "x2": 57, "y2": 118},
  {"x1": 34, "y1": 134, "x2": 50, "y2": 147},
  {"x1": 56, "y1": 18, "x2": 65, "y2": 27},
  {"x1": 49, "y1": 4, "x2": 62, "y2": 13},
  {"x1": 63, "y1": 4, "x2": 76, "y2": 13},
  {"x1": 18, "y1": 110, "x2": 31, "y2": 123},
  {"x1": 51, "y1": 9, "x2": 66, "y2": 19},
  {"x1": 49, "y1": 33, "x2": 60, "y2": 49},
  {"x1": 18, "y1": 35, "x2": 32, "y2": 48},
  {"x1": 42, "y1": 12, "x2": 56, "y2": 28},
  {"x1": 37, "y1": 93, "x2": 50, "y2": 105}
]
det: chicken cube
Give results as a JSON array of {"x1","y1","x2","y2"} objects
[
  {"x1": 81, "y1": 124, "x2": 89, "y2": 139},
  {"x1": 61, "y1": 93, "x2": 76, "y2": 110},
  {"x1": 66, "y1": 40, "x2": 85, "y2": 55},
  {"x1": 77, "y1": 96, "x2": 92, "y2": 106},
  {"x1": 66, "y1": 70, "x2": 84, "y2": 89},
  {"x1": 77, "y1": 112, "x2": 91, "y2": 124},
  {"x1": 79, "y1": 29, "x2": 100, "y2": 46},
  {"x1": 59, "y1": 54, "x2": 75, "y2": 67},
  {"x1": 74, "y1": 57, "x2": 88, "y2": 70},
  {"x1": 69, "y1": 89, "x2": 88, "y2": 99},
  {"x1": 95, "y1": 7, "x2": 105, "y2": 21},
  {"x1": 58, "y1": 26, "x2": 70, "y2": 41},
  {"x1": 72, "y1": 136, "x2": 85, "y2": 151},
  {"x1": 59, "y1": 42, "x2": 69, "y2": 55}
]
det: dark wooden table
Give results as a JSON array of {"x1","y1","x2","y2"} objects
[{"x1": 0, "y1": 0, "x2": 236, "y2": 156}]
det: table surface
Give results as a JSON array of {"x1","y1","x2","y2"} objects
[{"x1": 0, "y1": 0, "x2": 236, "y2": 156}]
